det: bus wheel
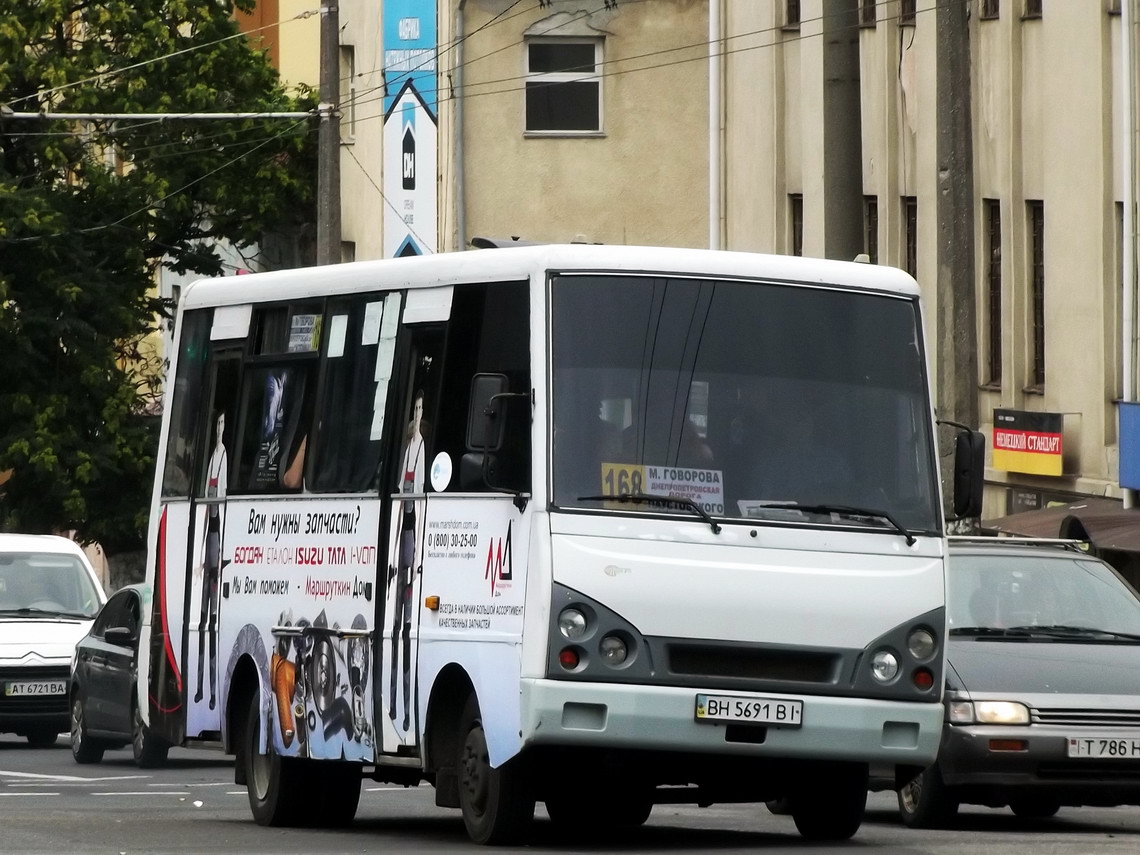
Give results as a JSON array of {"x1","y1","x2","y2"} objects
[
  {"x1": 457, "y1": 695, "x2": 534, "y2": 845},
  {"x1": 315, "y1": 761, "x2": 362, "y2": 827},
  {"x1": 789, "y1": 762, "x2": 867, "y2": 841},
  {"x1": 243, "y1": 694, "x2": 304, "y2": 826}
]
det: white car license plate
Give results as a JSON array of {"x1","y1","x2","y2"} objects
[
  {"x1": 696, "y1": 694, "x2": 803, "y2": 728},
  {"x1": 1067, "y1": 737, "x2": 1140, "y2": 759},
  {"x1": 4, "y1": 681, "x2": 67, "y2": 697}
]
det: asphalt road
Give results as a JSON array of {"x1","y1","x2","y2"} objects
[{"x1": 3, "y1": 733, "x2": 1140, "y2": 854}]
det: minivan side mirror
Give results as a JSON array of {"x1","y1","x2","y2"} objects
[{"x1": 104, "y1": 626, "x2": 135, "y2": 648}]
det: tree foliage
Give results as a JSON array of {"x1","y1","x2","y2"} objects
[{"x1": 0, "y1": 0, "x2": 317, "y2": 554}]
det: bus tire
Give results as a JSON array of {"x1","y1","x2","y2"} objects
[
  {"x1": 316, "y1": 761, "x2": 362, "y2": 827},
  {"x1": 457, "y1": 695, "x2": 534, "y2": 845},
  {"x1": 789, "y1": 762, "x2": 867, "y2": 841},
  {"x1": 897, "y1": 763, "x2": 959, "y2": 829},
  {"x1": 243, "y1": 693, "x2": 305, "y2": 826}
]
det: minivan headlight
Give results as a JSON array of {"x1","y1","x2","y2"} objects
[{"x1": 974, "y1": 701, "x2": 1029, "y2": 725}]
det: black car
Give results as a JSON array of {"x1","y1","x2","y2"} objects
[
  {"x1": 69, "y1": 584, "x2": 170, "y2": 767},
  {"x1": 896, "y1": 538, "x2": 1140, "y2": 826}
]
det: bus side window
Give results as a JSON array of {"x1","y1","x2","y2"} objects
[
  {"x1": 160, "y1": 310, "x2": 211, "y2": 499},
  {"x1": 434, "y1": 281, "x2": 531, "y2": 493},
  {"x1": 232, "y1": 303, "x2": 322, "y2": 494},
  {"x1": 311, "y1": 293, "x2": 401, "y2": 492}
]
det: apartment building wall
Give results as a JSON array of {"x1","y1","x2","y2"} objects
[{"x1": 452, "y1": 0, "x2": 708, "y2": 249}]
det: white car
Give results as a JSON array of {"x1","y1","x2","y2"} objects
[{"x1": 0, "y1": 534, "x2": 107, "y2": 745}]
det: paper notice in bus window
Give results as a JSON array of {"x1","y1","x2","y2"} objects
[
  {"x1": 376, "y1": 338, "x2": 396, "y2": 381},
  {"x1": 598, "y1": 463, "x2": 724, "y2": 516},
  {"x1": 327, "y1": 314, "x2": 348, "y2": 358},
  {"x1": 362, "y1": 301, "x2": 383, "y2": 345},
  {"x1": 370, "y1": 383, "x2": 387, "y2": 441},
  {"x1": 288, "y1": 313, "x2": 321, "y2": 352}
]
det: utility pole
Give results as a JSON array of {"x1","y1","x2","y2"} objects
[
  {"x1": 935, "y1": 0, "x2": 976, "y2": 427},
  {"x1": 936, "y1": 0, "x2": 978, "y2": 522},
  {"x1": 821, "y1": 0, "x2": 863, "y2": 261},
  {"x1": 317, "y1": 2, "x2": 342, "y2": 266}
]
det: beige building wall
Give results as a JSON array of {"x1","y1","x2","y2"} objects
[
  {"x1": 454, "y1": 0, "x2": 708, "y2": 249},
  {"x1": 339, "y1": 3, "x2": 388, "y2": 260},
  {"x1": 724, "y1": 0, "x2": 1127, "y2": 518},
  {"x1": 278, "y1": 0, "x2": 320, "y2": 90}
]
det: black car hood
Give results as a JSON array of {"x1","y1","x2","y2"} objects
[{"x1": 948, "y1": 639, "x2": 1140, "y2": 695}]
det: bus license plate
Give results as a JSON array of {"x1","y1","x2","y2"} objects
[
  {"x1": 696, "y1": 694, "x2": 803, "y2": 728},
  {"x1": 1067, "y1": 737, "x2": 1140, "y2": 759},
  {"x1": 4, "y1": 681, "x2": 67, "y2": 697}
]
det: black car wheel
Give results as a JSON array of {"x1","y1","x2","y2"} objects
[
  {"x1": 898, "y1": 763, "x2": 959, "y2": 828},
  {"x1": 789, "y1": 762, "x2": 868, "y2": 841},
  {"x1": 25, "y1": 726, "x2": 60, "y2": 748},
  {"x1": 1009, "y1": 797, "x2": 1061, "y2": 819},
  {"x1": 70, "y1": 694, "x2": 105, "y2": 764},
  {"x1": 132, "y1": 699, "x2": 169, "y2": 769}
]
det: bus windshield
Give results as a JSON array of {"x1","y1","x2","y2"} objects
[{"x1": 550, "y1": 274, "x2": 941, "y2": 534}]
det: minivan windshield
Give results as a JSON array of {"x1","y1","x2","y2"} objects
[
  {"x1": 550, "y1": 274, "x2": 941, "y2": 534},
  {"x1": 0, "y1": 553, "x2": 102, "y2": 618},
  {"x1": 948, "y1": 552, "x2": 1140, "y2": 638}
]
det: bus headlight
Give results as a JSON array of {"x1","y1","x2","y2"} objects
[
  {"x1": 906, "y1": 628, "x2": 937, "y2": 661},
  {"x1": 599, "y1": 635, "x2": 628, "y2": 666},
  {"x1": 870, "y1": 649, "x2": 900, "y2": 683},
  {"x1": 558, "y1": 608, "x2": 588, "y2": 640}
]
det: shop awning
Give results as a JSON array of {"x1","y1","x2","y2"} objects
[{"x1": 981, "y1": 496, "x2": 1140, "y2": 552}]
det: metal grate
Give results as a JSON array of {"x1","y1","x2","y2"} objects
[
  {"x1": 789, "y1": 194, "x2": 803, "y2": 257},
  {"x1": 1032, "y1": 707, "x2": 1140, "y2": 728},
  {"x1": 864, "y1": 196, "x2": 879, "y2": 264},
  {"x1": 0, "y1": 666, "x2": 70, "y2": 715},
  {"x1": 903, "y1": 196, "x2": 918, "y2": 279},
  {"x1": 1028, "y1": 200, "x2": 1045, "y2": 388}
]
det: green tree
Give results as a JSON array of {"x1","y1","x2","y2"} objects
[{"x1": 0, "y1": 0, "x2": 316, "y2": 560}]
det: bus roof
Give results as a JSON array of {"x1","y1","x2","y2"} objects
[{"x1": 179, "y1": 244, "x2": 921, "y2": 310}]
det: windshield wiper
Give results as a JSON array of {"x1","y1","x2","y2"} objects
[
  {"x1": 578, "y1": 492, "x2": 722, "y2": 534},
  {"x1": 949, "y1": 626, "x2": 1036, "y2": 638},
  {"x1": 748, "y1": 502, "x2": 916, "y2": 546},
  {"x1": 1004, "y1": 625, "x2": 1140, "y2": 643},
  {"x1": 0, "y1": 607, "x2": 91, "y2": 619}
]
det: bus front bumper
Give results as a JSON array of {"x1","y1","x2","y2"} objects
[{"x1": 520, "y1": 678, "x2": 942, "y2": 765}]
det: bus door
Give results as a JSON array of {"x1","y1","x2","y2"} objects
[
  {"x1": 185, "y1": 348, "x2": 242, "y2": 738},
  {"x1": 379, "y1": 323, "x2": 445, "y2": 754}
]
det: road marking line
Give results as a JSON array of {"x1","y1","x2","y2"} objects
[
  {"x1": 365, "y1": 786, "x2": 412, "y2": 791},
  {"x1": 187, "y1": 782, "x2": 232, "y2": 787},
  {"x1": 0, "y1": 770, "x2": 149, "y2": 782},
  {"x1": 91, "y1": 791, "x2": 191, "y2": 796},
  {"x1": 0, "y1": 792, "x2": 60, "y2": 796}
]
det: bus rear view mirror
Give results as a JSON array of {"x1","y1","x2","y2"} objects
[
  {"x1": 952, "y1": 428, "x2": 985, "y2": 519},
  {"x1": 467, "y1": 373, "x2": 509, "y2": 452}
]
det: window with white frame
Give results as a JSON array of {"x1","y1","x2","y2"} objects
[{"x1": 525, "y1": 39, "x2": 602, "y2": 134}]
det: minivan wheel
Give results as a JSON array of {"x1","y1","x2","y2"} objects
[{"x1": 70, "y1": 694, "x2": 105, "y2": 764}]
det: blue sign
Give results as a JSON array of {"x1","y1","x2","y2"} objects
[{"x1": 383, "y1": 0, "x2": 438, "y2": 115}]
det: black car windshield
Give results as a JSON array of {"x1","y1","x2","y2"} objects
[
  {"x1": 0, "y1": 552, "x2": 102, "y2": 618},
  {"x1": 948, "y1": 552, "x2": 1140, "y2": 638},
  {"x1": 550, "y1": 274, "x2": 941, "y2": 533}
]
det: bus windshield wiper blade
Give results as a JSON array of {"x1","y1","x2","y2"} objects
[
  {"x1": 0, "y1": 607, "x2": 87, "y2": 618},
  {"x1": 751, "y1": 502, "x2": 916, "y2": 546},
  {"x1": 578, "y1": 492, "x2": 722, "y2": 534},
  {"x1": 1005, "y1": 624, "x2": 1140, "y2": 643}
]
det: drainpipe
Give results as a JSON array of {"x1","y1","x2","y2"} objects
[
  {"x1": 708, "y1": 0, "x2": 722, "y2": 249},
  {"x1": 456, "y1": 0, "x2": 467, "y2": 250},
  {"x1": 1124, "y1": 0, "x2": 1136, "y2": 507}
]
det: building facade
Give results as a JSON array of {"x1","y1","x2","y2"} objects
[{"x1": 330, "y1": 0, "x2": 1137, "y2": 526}]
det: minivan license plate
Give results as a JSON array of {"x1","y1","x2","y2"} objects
[
  {"x1": 696, "y1": 694, "x2": 803, "y2": 727},
  {"x1": 4, "y1": 681, "x2": 66, "y2": 697},
  {"x1": 1068, "y1": 737, "x2": 1140, "y2": 759}
]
